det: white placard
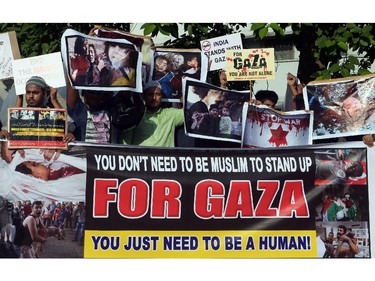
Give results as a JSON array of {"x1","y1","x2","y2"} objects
[
  {"x1": 0, "y1": 31, "x2": 20, "y2": 80},
  {"x1": 200, "y1": 33, "x2": 243, "y2": 71},
  {"x1": 12, "y1": 52, "x2": 66, "y2": 95}
]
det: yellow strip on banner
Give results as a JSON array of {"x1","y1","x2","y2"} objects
[{"x1": 84, "y1": 230, "x2": 317, "y2": 258}]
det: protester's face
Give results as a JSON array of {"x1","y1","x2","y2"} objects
[
  {"x1": 155, "y1": 58, "x2": 168, "y2": 72},
  {"x1": 83, "y1": 91, "x2": 104, "y2": 111},
  {"x1": 262, "y1": 99, "x2": 276, "y2": 109},
  {"x1": 144, "y1": 87, "x2": 162, "y2": 111},
  {"x1": 23, "y1": 161, "x2": 50, "y2": 181},
  {"x1": 108, "y1": 44, "x2": 130, "y2": 68},
  {"x1": 26, "y1": 85, "x2": 45, "y2": 107}
]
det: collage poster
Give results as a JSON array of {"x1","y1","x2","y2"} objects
[
  {"x1": 7, "y1": 107, "x2": 67, "y2": 149},
  {"x1": 1, "y1": 141, "x2": 372, "y2": 259}
]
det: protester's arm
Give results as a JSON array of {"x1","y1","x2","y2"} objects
[
  {"x1": 1, "y1": 140, "x2": 25, "y2": 163},
  {"x1": 66, "y1": 80, "x2": 79, "y2": 110},
  {"x1": 287, "y1": 72, "x2": 300, "y2": 97},
  {"x1": 0, "y1": 130, "x2": 10, "y2": 140},
  {"x1": 49, "y1": 86, "x2": 63, "y2": 109}
]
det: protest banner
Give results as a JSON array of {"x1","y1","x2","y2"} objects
[
  {"x1": 152, "y1": 48, "x2": 208, "y2": 102},
  {"x1": 83, "y1": 142, "x2": 371, "y2": 259},
  {"x1": 12, "y1": 52, "x2": 66, "y2": 95},
  {"x1": 304, "y1": 74, "x2": 375, "y2": 140},
  {"x1": 183, "y1": 77, "x2": 249, "y2": 143},
  {"x1": 60, "y1": 28, "x2": 143, "y2": 93},
  {"x1": 0, "y1": 141, "x2": 372, "y2": 259},
  {"x1": 0, "y1": 31, "x2": 21, "y2": 80},
  {"x1": 242, "y1": 103, "x2": 313, "y2": 148},
  {"x1": 200, "y1": 33, "x2": 243, "y2": 71},
  {"x1": 226, "y1": 48, "x2": 275, "y2": 81},
  {"x1": 7, "y1": 107, "x2": 67, "y2": 149}
]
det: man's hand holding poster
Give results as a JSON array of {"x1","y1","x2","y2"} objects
[{"x1": 304, "y1": 74, "x2": 375, "y2": 140}]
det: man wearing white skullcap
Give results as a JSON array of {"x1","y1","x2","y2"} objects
[{"x1": 0, "y1": 76, "x2": 76, "y2": 163}]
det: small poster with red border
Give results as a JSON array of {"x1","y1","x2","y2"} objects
[{"x1": 7, "y1": 107, "x2": 67, "y2": 149}]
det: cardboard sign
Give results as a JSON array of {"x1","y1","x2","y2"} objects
[
  {"x1": 12, "y1": 52, "x2": 66, "y2": 95},
  {"x1": 226, "y1": 48, "x2": 275, "y2": 81}
]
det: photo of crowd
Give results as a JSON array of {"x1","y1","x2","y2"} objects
[{"x1": 0, "y1": 198, "x2": 85, "y2": 258}]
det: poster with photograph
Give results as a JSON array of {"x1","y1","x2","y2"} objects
[
  {"x1": 242, "y1": 103, "x2": 313, "y2": 148},
  {"x1": 313, "y1": 147, "x2": 369, "y2": 258},
  {"x1": 7, "y1": 107, "x2": 67, "y2": 149},
  {"x1": 61, "y1": 28, "x2": 143, "y2": 92},
  {"x1": 0, "y1": 147, "x2": 86, "y2": 202},
  {"x1": 90, "y1": 25, "x2": 155, "y2": 85},
  {"x1": 305, "y1": 74, "x2": 375, "y2": 140},
  {"x1": 183, "y1": 77, "x2": 250, "y2": 143},
  {"x1": 151, "y1": 48, "x2": 208, "y2": 102},
  {"x1": 0, "y1": 141, "x2": 372, "y2": 259},
  {"x1": 226, "y1": 48, "x2": 275, "y2": 81},
  {"x1": 0, "y1": 146, "x2": 86, "y2": 258}
]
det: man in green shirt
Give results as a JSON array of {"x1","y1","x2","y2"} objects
[{"x1": 120, "y1": 81, "x2": 184, "y2": 147}]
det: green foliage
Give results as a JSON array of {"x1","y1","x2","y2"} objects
[
  {"x1": 0, "y1": 23, "x2": 130, "y2": 58},
  {"x1": 141, "y1": 22, "x2": 375, "y2": 82},
  {"x1": 142, "y1": 23, "x2": 247, "y2": 49},
  {"x1": 2, "y1": 23, "x2": 375, "y2": 83},
  {"x1": 252, "y1": 23, "x2": 375, "y2": 81}
]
